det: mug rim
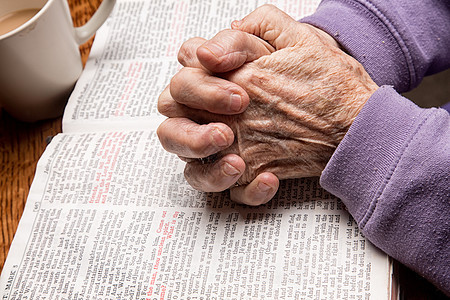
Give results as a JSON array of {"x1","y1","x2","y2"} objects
[{"x1": 0, "y1": 0, "x2": 55, "y2": 40}]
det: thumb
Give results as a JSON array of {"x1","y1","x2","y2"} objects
[
  {"x1": 231, "y1": 4, "x2": 304, "y2": 50},
  {"x1": 196, "y1": 29, "x2": 275, "y2": 73}
]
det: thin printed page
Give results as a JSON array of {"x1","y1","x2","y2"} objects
[
  {"x1": 62, "y1": 0, "x2": 320, "y2": 133},
  {"x1": 0, "y1": 131, "x2": 390, "y2": 299}
]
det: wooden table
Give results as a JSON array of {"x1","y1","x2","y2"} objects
[
  {"x1": 0, "y1": 1, "x2": 447, "y2": 299},
  {"x1": 0, "y1": 0, "x2": 102, "y2": 270}
]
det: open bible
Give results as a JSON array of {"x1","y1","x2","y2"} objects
[{"x1": 0, "y1": 0, "x2": 397, "y2": 298}]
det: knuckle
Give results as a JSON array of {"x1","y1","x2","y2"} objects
[
  {"x1": 184, "y1": 166, "x2": 202, "y2": 190},
  {"x1": 156, "y1": 125, "x2": 171, "y2": 150},
  {"x1": 156, "y1": 125, "x2": 164, "y2": 142},
  {"x1": 157, "y1": 95, "x2": 172, "y2": 115},
  {"x1": 258, "y1": 4, "x2": 277, "y2": 13},
  {"x1": 157, "y1": 86, "x2": 174, "y2": 115},
  {"x1": 169, "y1": 68, "x2": 189, "y2": 98},
  {"x1": 177, "y1": 45, "x2": 189, "y2": 66},
  {"x1": 185, "y1": 163, "x2": 229, "y2": 193},
  {"x1": 184, "y1": 164, "x2": 213, "y2": 192},
  {"x1": 178, "y1": 38, "x2": 201, "y2": 66}
]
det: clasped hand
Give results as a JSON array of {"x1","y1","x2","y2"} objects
[{"x1": 157, "y1": 5, "x2": 378, "y2": 205}]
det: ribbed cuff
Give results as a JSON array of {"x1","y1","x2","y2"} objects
[{"x1": 319, "y1": 86, "x2": 429, "y2": 226}]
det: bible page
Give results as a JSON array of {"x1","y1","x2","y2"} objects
[{"x1": 0, "y1": 131, "x2": 391, "y2": 299}]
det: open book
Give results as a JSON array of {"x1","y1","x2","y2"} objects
[{"x1": 0, "y1": 0, "x2": 397, "y2": 298}]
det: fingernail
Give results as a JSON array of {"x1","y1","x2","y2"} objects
[
  {"x1": 223, "y1": 162, "x2": 240, "y2": 177},
  {"x1": 203, "y1": 43, "x2": 224, "y2": 58},
  {"x1": 231, "y1": 20, "x2": 242, "y2": 28},
  {"x1": 211, "y1": 128, "x2": 229, "y2": 147},
  {"x1": 230, "y1": 93, "x2": 242, "y2": 112},
  {"x1": 257, "y1": 182, "x2": 272, "y2": 193}
]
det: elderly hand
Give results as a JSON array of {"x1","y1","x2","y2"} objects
[{"x1": 157, "y1": 5, "x2": 378, "y2": 205}]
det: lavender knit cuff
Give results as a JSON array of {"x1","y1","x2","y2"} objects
[{"x1": 319, "y1": 86, "x2": 430, "y2": 226}]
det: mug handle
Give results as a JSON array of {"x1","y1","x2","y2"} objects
[{"x1": 74, "y1": 0, "x2": 117, "y2": 45}]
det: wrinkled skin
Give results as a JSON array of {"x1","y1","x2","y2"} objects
[
  {"x1": 157, "y1": 5, "x2": 378, "y2": 204},
  {"x1": 219, "y1": 37, "x2": 378, "y2": 184}
]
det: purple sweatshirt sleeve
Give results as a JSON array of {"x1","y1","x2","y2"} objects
[
  {"x1": 302, "y1": 0, "x2": 450, "y2": 92},
  {"x1": 320, "y1": 87, "x2": 450, "y2": 294},
  {"x1": 301, "y1": 0, "x2": 450, "y2": 295}
]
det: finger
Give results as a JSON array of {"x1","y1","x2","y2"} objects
[
  {"x1": 170, "y1": 67, "x2": 249, "y2": 114},
  {"x1": 230, "y1": 172, "x2": 279, "y2": 206},
  {"x1": 196, "y1": 29, "x2": 275, "y2": 73},
  {"x1": 158, "y1": 85, "x2": 201, "y2": 118},
  {"x1": 158, "y1": 85, "x2": 184, "y2": 117},
  {"x1": 157, "y1": 118, "x2": 234, "y2": 158},
  {"x1": 178, "y1": 37, "x2": 207, "y2": 69},
  {"x1": 159, "y1": 85, "x2": 226, "y2": 125},
  {"x1": 231, "y1": 4, "x2": 304, "y2": 50},
  {"x1": 184, "y1": 154, "x2": 246, "y2": 192}
]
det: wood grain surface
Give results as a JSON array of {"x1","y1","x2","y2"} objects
[{"x1": 0, "y1": 0, "x2": 102, "y2": 272}]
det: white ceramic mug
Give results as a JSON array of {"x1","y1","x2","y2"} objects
[{"x1": 0, "y1": 0, "x2": 116, "y2": 122}]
